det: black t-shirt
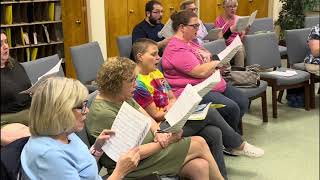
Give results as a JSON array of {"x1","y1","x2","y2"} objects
[
  {"x1": 131, "y1": 20, "x2": 165, "y2": 58},
  {"x1": 1, "y1": 60, "x2": 32, "y2": 114}
]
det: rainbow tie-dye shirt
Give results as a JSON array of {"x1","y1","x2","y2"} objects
[{"x1": 134, "y1": 69, "x2": 171, "y2": 109}]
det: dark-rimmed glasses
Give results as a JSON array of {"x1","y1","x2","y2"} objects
[{"x1": 74, "y1": 100, "x2": 88, "y2": 114}]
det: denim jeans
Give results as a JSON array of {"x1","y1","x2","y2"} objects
[
  {"x1": 200, "y1": 83, "x2": 249, "y2": 133},
  {"x1": 183, "y1": 108, "x2": 244, "y2": 180}
]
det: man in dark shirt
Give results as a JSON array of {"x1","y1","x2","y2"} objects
[{"x1": 131, "y1": 0, "x2": 170, "y2": 57}]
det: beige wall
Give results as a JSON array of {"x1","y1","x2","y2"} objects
[{"x1": 86, "y1": 0, "x2": 107, "y2": 58}]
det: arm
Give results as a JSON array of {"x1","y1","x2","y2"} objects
[
  {"x1": 164, "y1": 90, "x2": 176, "y2": 111},
  {"x1": 157, "y1": 38, "x2": 171, "y2": 49},
  {"x1": 144, "y1": 102, "x2": 166, "y2": 122},
  {"x1": 187, "y1": 60, "x2": 220, "y2": 78},
  {"x1": 309, "y1": 39, "x2": 320, "y2": 57}
]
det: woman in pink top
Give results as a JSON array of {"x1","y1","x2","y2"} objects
[
  {"x1": 214, "y1": 0, "x2": 249, "y2": 67},
  {"x1": 162, "y1": 10, "x2": 249, "y2": 135}
]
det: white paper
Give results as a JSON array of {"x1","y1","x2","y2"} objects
[
  {"x1": 158, "y1": 19, "x2": 174, "y2": 38},
  {"x1": 188, "y1": 102, "x2": 212, "y2": 120},
  {"x1": 267, "y1": 70, "x2": 298, "y2": 77},
  {"x1": 194, "y1": 70, "x2": 221, "y2": 97},
  {"x1": 20, "y1": 59, "x2": 62, "y2": 94},
  {"x1": 236, "y1": 10, "x2": 258, "y2": 32},
  {"x1": 38, "y1": 59, "x2": 62, "y2": 81},
  {"x1": 248, "y1": 10, "x2": 258, "y2": 26},
  {"x1": 203, "y1": 28, "x2": 223, "y2": 41},
  {"x1": 102, "y1": 102, "x2": 151, "y2": 162},
  {"x1": 217, "y1": 36, "x2": 242, "y2": 65},
  {"x1": 162, "y1": 84, "x2": 202, "y2": 133}
]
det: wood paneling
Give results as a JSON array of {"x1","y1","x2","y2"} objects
[{"x1": 61, "y1": 0, "x2": 88, "y2": 78}]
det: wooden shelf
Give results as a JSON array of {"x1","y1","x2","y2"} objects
[
  {"x1": 1, "y1": 0, "x2": 59, "y2": 5},
  {"x1": 9, "y1": 41, "x2": 64, "y2": 49},
  {"x1": 1, "y1": 20, "x2": 62, "y2": 28}
]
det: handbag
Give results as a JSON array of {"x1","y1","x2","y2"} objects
[{"x1": 224, "y1": 64, "x2": 261, "y2": 88}]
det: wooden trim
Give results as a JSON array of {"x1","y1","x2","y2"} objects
[{"x1": 104, "y1": 0, "x2": 109, "y2": 59}]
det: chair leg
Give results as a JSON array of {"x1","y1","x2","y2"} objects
[
  {"x1": 310, "y1": 77, "x2": 316, "y2": 109},
  {"x1": 277, "y1": 90, "x2": 284, "y2": 103},
  {"x1": 304, "y1": 83, "x2": 310, "y2": 111},
  {"x1": 261, "y1": 91, "x2": 268, "y2": 122},
  {"x1": 272, "y1": 88, "x2": 278, "y2": 118}
]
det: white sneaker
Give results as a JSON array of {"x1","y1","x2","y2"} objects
[{"x1": 232, "y1": 141, "x2": 264, "y2": 158}]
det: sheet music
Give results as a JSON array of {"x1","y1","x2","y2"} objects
[
  {"x1": 102, "y1": 102, "x2": 151, "y2": 162},
  {"x1": 267, "y1": 70, "x2": 298, "y2": 77},
  {"x1": 248, "y1": 10, "x2": 258, "y2": 26},
  {"x1": 188, "y1": 102, "x2": 212, "y2": 120},
  {"x1": 203, "y1": 28, "x2": 223, "y2": 41},
  {"x1": 19, "y1": 59, "x2": 62, "y2": 94},
  {"x1": 236, "y1": 10, "x2": 258, "y2": 32},
  {"x1": 194, "y1": 70, "x2": 221, "y2": 97},
  {"x1": 162, "y1": 84, "x2": 202, "y2": 133},
  {"x1": 217, "y1": 36, "x2": 242, "y2": 65},
  {"x1": 158, "y1": 19, "x2": 174, "y2": 38},
  {"x1": 37, "y1": 59, "x2": 62, "y2": 81}
]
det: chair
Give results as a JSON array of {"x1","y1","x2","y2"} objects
[
  {"x1": 20, "y1": 54, "x2": 64, "y2": 84},
  {"x1": 70, "y1": 42, "x2": 104, "y2": 93},
  {"x1": 304, "y1": 16, "x2": 320, "y2": 28},
  {"x1": 244, "y1": 32, "x2": 310, "y2": 118},
  {"x1": 116, "y1": 35, "x2": 132, "y2": 58},
  {"x1": 203, "y1": 23, "x2": 214, "y2": 32},
  {"x1": 247, "y1": 17, "x2": 287, "y2": 57},
  {"x1": 285, "y1": 28, "x2": 319, "y2": 108}
]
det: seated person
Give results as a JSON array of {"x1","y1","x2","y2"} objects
[
  {"x1": 214, "y1": 0, "x2": 248, "y2": 67},
  {"x1": 132, "y1": 38, "x2": 264, "y2": 178},
  {"x1": 179, "y1": 0, "x2": 209, "y2": 45},
  {"x1": 132, "y1": 0, "x2": 170, "y2": 57},
  {"x1": 1, "y1": 31, "x2": 31, "y2": 146},
  {"x1": 304, "y1": 24, "x2": 320, "y2": 76},
  {"x1": 86, "y1": 57, "x2": 224, "y2": 180},
  {"x1": 20, "y1": 77, "x2": 140, "y2": 180},
  {"x1": 162, "y1": 10, "x2": 249, "y2": 135}
]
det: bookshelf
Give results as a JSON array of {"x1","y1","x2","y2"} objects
[{"x1": 0, "y1": 0, "x2": 64, "y2": 64}]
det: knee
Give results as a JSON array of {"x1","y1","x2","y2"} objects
[
  {"x1": 191, "y1": 136, "x2": 211, "y2": 152},
  {"x1": 191, "y1": 158, "x2": 209, "y2": 173}
]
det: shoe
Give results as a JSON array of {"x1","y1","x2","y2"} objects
[
  {"x1": 223, "y1": 148, "x2": 238, "y2": 156},
  {"x1": 231, "y1": 141, "x2": 264, "y2": 158}
]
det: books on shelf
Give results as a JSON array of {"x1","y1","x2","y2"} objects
[{"x1": 102, "y1": 102, "x2": 151, "y2": 162}]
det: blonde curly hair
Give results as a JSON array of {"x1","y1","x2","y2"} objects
[{"x1": 96, "y1": 57, "x2": 136, "y2": 95}]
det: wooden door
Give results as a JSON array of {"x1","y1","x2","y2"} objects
[
  {"x1": 237, "y1": 0, "x2": 250, "y2": 16},
  {"x1": 128, "y1": 0, "x2": 149, "y2": 33},
  {"x1": 200, "y1": 0, "x2": 218, "y2": 23},
  {"x1": 160, "y1": 0, "x2": 183, "y2": 22},
  {"x1": 61, "y1": 0, "x2": 89, "y2": 78},
  {"x1": 249, "y1": 0, "x2": 268, "y2": 18},
  {"x1": 105, "y1": 0, "x2": 128, "y2": 57}
]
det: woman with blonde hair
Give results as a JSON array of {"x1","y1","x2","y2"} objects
[
  {"x1": 214, "y1": 0, "x2": 248, "y2": 67},
  {"x1": 86, "y1": 57, "x2": 224, "y2": 180},
  {"x1": 21, "y1": 77, "x2": 140, "y2": 180}
]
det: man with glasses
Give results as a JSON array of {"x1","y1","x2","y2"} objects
[
  {"x1": 132, "y1": 0, "x2": 170, "y2": 57},
  {"x1": 180, "y1": 0, "x2": 208, "y2": 45}
]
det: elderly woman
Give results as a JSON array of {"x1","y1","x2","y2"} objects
[
  {"x1": 20, "y1": 77, "x2": 140, "y2": 180},
  {"x1": 86, "y1": 57, "x2": 224, "y2": 180},
  {"x1": 304, "y1": 24, "x2": 320, "y2": 76},
  {"x1": 162, "y1": 10, "x2": 249, "y2": 137},
  {"x1": 132, "y1": 38, "x2": 264, "y2": 179},
  {"x1": 1, "y1": 31, "x2": 31, "y2": 146},
  {"x1": 214, "y1": 0, "x2": 248, "y2": 67}
]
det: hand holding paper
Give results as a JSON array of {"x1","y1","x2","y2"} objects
[{"x1": 236, "y1": 10, "x2": 258, "y2": 32}]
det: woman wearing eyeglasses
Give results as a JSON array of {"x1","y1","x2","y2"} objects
[
  {"x1": 214, "y1": 0, "x2": 248, "y2": 67},
  {"x1": 20, "y1": 77, "x2": 140, "y2": 180},
  {"x1": 162, "y1": 11, "x2": 252, "y2": 142}
]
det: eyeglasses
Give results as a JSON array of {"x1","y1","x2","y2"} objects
[
  {"x1": 1, "y1": 39, "x2": 8, "y2": 47},
  {"x1": 226, "y1": 5, "x2": 237, "y2": 9},
  {"x1": 74, "y1": 100, "x2": 88, "y2": 114},
  {"x1": 185, "y1": 23, "x2": 200, "y2": 29},
  {"x1": 151, "y1": 10, "x2": 164, "y2": 14},
  {"x1": 188, "y1": 7, "x2": 198, "y2": 12}
]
